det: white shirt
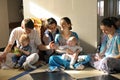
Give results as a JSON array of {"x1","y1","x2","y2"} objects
[{"x1": 9, "y1": 27, "x2": 41, "y2": 53}]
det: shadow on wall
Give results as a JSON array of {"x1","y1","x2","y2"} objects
[{"x1": 79, "y1": 39, "x2": 97, "y2": 54}]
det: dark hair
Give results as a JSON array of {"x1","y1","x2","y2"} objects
[
  {"x1": 100, "y1": 17, "x2": 117, "y2": 30},
  {"x1": 24, "y1": 18, "x2": 34, "y2": 29},
  {"x1": 109, "y1": 16, "x2": 118, "y2": 25},
  {"x1": 47, "y1": 17, "x2": 57, "y2": 26},
  {"x1": 61, "y1": 17, "x2": 72, "y2": 30}
]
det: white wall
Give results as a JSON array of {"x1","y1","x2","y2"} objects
[
  {"x1": 23, "y1": 0, "x2": 97, "y2": 53},
  {"x1": 0, "y1": 0, "x2": 9, "y2": 48}
]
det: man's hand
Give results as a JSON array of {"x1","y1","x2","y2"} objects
[
  {"x1": 49, "y1": 41, "x2": 57, "y2": 49},
  {"x1": 0, "y1": 52, "x2": 6, "y2": 62}
]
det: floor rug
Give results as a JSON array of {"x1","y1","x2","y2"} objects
[{"x1": 30, "y1": 71, "x2": 74, "y2": 80}]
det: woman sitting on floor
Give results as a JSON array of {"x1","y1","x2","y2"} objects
[
  {"x1": 48, "y1": 17, "x2": 90, "y2": 72},
  {"x1": 90, "y1": 17, "x2": 120, "y2": 74}
]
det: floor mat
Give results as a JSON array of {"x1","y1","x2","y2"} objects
[
  {"x1": 30, "y1": 71, "x2": 74, "y2": 80},
  {"x1": 77, "y1": 75, "x2": 120, "y2": 80}
]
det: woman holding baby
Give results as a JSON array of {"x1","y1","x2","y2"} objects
[{"x1": 48, "y1": 17, "x2": 90, "y2": 71}]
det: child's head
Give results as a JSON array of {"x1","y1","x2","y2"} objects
[
  {"x1": 67, "y1": 36, "x2": 77, "y2": 47},
  {"x1": 19, "y1": 34, "x2": 30, "y2": 47},
  {"x1": 46, "y1": 17, "x2": 57, "y2": 32}
]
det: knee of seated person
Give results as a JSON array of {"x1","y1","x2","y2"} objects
[
  {"x1": 61, "y1": 54, "x2": 66, "y2": 59},
  {"x1": 31, "y1": 53, "x2": 39, "y2": 63},
  {"x1": 34, "y1": 53, "x2": 39, "y2": 60},
  {"x1": 103, "y1": 57, "x2": 113, "y2": 63},
  {"x1": 21, "y1": 55, "x2": 27, "y2": 59},
  {"x1": 49, "y1": 56, "x2": 54, "y2": 61},
  {"x1": 85, "y1": 55, "x2": 91, "y2": 61},
  {"x1": 49, "y1": 55, "x2": 58, "y2": 63},
  {"x1": 28, "y1": 53, "x2": 39, "y2": 60},
  {"x1": 48, "y1": 56, "x2": 54, "y2": 64}
]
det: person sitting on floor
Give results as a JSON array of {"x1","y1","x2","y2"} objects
[
  {"x1": 12, "y1": 33, "x2": 37, "y2": 69},
  {"x1": 0, "y1": 18, "x2": 56, "y2": 70},
  {"x1": 48, "y1": 17, "x2": 90, "y2": 72},
  {"x1": 90, "y1": 17, "x2": 120, "y2": 74},
  {"x1": 41, "y1": 17, "x2": 60, "y2": 63},
  {"x1": 58, "y1": 36, "x2": 83, "y2": 69}
]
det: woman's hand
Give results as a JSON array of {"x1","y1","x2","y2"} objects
[{"x1": 94, "y1": 53, "x2": 104, "y2": 61}]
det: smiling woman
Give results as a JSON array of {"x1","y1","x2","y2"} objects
[{"x1": 90, "y1": 17, "x2": 120, "y2": 74}]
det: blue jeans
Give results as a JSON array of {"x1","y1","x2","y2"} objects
[
  {"x1": 49, "y1": 55, "x2": 90, "y2": 69},
  {"x1": 12, "y1": 55, "x2": 27, "y2": 66}
]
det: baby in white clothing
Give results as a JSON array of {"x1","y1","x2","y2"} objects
[{"x1": 59, "y1": 36, "x2": 83, "y2": 69}]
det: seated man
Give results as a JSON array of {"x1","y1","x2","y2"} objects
[{"x1": 0, "y1": 18, "x2": 56, "y2": 70}]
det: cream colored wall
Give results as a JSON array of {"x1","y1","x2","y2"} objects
[
  {"x1": 0, "y1": 0, "x2": 9, "y2": 48},
  {"x1": 23, "y1": 0, "x2": 97, "y2": 53}
]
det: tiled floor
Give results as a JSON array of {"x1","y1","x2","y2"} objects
[
  {"x1": 14, "y1": 65, "x2": 120, "y2": 80},
  {"x1": 0, "y1": 69, "x2": 23, "y2": 80},
  {"x1": 0, "y1": 64, "x2": 120, "y2": 80}
]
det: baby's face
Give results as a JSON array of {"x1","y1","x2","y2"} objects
[{"x1": 67, "y1": 40, "x2": 77, "y2": 47}]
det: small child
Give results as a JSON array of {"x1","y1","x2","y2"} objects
[
  {"x1": 42, "y1": 18, "x2": 60, "y2": 63},
  {"x1": 12, "y1": 34, "x2": 32, "y2": 69},
  {"x1": 59, "y1": 36, "x2": 83, "y2": 69}
]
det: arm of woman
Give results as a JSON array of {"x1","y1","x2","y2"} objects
[
  {"x1": 55, "y1": 49, "x2": 66, "y2": 54},
  {"x1": 114, "y1": 44, "x2": 120, "y2": 59},
  {"x1": 113, "y1": 35, "x2": 120, "y2": 59},
  {"x1": 55, "y1": 45, "x2": 75, "y2": 55}
]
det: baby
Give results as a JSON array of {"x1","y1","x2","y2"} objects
[
  {"x1": 59, "y1": 36, "x2": 83, "y2": 69},
  {"x1": 12, "y1": 34, "x2": 36, "y2": 69}
]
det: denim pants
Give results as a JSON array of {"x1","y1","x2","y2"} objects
[
  {"x1": 49, "y1": 55, "x2": 90, "y2": 69},
  {"x1": 12, "y1": 55, "x2": 27, "y2": 66}
]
